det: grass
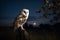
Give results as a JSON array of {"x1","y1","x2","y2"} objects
[
  {"x1": 0, "y1": 27, "x2": 59, "y2": 40},
  {"x1": 29, "y1": 30, "x2": 57, "y2": 40}
]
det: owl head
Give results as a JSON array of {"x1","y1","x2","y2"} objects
[
  {"x1": 20, "y1": 8, "x2": 29, "y2": 19},
  {"x1": 22, "y1": 8, "x2": 29, "y2": 14},
  {"x1": 22, "y1": 8, "x2": 29, "y2": 17}
]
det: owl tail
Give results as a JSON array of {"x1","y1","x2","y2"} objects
[
  {"x1": 13, "y1": 25, "x2": 24, "y2": 32},
  {"x1": 13, "y1": 26, "x2": 17, "y2": 32},
  {"x1": 20, "y1": 25, "x2": 25, "y2": 30}
]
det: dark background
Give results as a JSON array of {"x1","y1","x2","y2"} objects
[
  {"x1": 0, "y1": 0, "x2": 60, "y2": 26},
  {"x1": 0, "y1": 0, "x2": 60, "y2": 40}
]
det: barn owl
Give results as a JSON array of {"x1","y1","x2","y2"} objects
[{"x1": 13, "y1": 8, "x2": 29, "y2": 32}]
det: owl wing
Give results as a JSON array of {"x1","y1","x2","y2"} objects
[{"x1": 16, "y1": 14, "x2": 27, "y2": 25}]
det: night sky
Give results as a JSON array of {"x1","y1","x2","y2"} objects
[{"x1": 0, "y1": 0, "x2": 59, "y2": 26}]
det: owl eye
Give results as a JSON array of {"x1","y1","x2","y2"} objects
[{"x1": 23, "y1": 11, "x2": 26, "y2": 14}]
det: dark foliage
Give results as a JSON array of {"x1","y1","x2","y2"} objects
[{"x1": 36, "y1": 0, "x2": 60, "y2": 23}]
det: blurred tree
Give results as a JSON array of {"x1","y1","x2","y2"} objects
[{"x1": 36, "y1": 0, "x2": 60, "y2": 23}]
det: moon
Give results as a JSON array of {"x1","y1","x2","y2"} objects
[{"x1": 33, "y1": 22, "x2": 37, "y2": 26}]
